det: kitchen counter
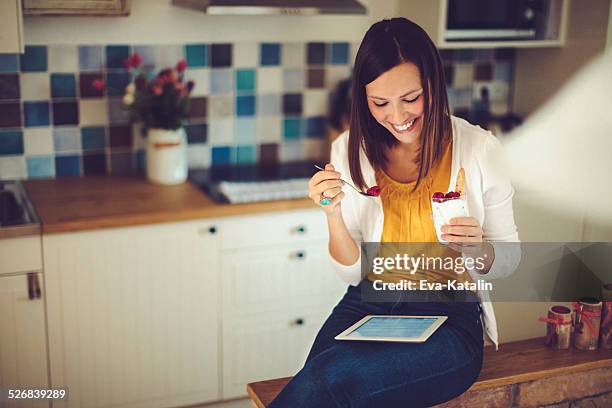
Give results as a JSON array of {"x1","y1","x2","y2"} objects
[{"x1": 23, "y1": 175, "x2": 316, "y2": 234}]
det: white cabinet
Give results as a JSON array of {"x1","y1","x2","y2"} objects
[
  {"x1": 0, "y1": 0, "x2": 24, "y2": 53},
  {"x1": 43, "y1": 220, "x2": 221, "y2": 408},
  {"x1": 0, "y1": 273, "x2": 48, "y2": 408},
  {"x1": 219, "y1": 209, "x2": 346, "y2": 399}
]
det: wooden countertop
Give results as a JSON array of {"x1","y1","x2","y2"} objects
[{"x1": 23, "y1": 175, "x2": 316, "y2": 234}]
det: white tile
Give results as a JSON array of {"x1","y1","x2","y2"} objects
[
  {"x1": 23, "y1": 128, "x2": 54, "y2": 155},
  {"x1": 350, "y1": 42, "x2": 360, "y2": 66},
  {"x1": 326, "y1": 65, "x2": 351, "y2": 89},
  {"x1": 256, "y1": 67, "x2": 283, "y2": 93},
  {"x1": 187, "y1": 144, "x2": 211, "y2": 168},
  {"x1": 233, "y1": 43, "x2": 258, "y2": 68},
  {"x1": 20, "y1": 73, "x2": 50, "y2": 101},
  {"x1": 184, "y1": 68, "x2": 210, "y2": 96},
  {"x1": 209, "y1": 95, "x2": 234, "y2": 118},
  {"x1": 491, "y1": 100, "x2": 509, "y2": 116},
  {"x1": 302, "y1": 139, "x2": 327, "y2": 161},
  {"x1": 0, "y1": 156, "x2": 26, "y2": 180},
  {"x1": 79, "y1": 99, "x2": 108, "y2": 126},
  {"x1": 256, "y1": 117, "x2": 281, "y2": 143},
  {"x1": 303, "y1": 89, "x2": 329, "y2": 116},
  {"x1": 282, "y1": 43, "x2": 305, "y2": 67},
  {"x1": 209, "y1": 118, "x2": 234, "y2": 145},
  {"x1": 280, "y1": 140, "x2": 303, "y2": 162},
  {"x1": 48, "y1": 45, "x2": 78, "y2": 72},
  {"x1": 155, "y1": 45, "x2": 183, "y2": 69},
  {"x1": 453, "y1": 63, "x2": 474, "y2": 88}
]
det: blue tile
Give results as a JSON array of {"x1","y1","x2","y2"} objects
[
  {"x1": 0, "y1": 54, "x2": 19, "y2": 72},
  {"x1": 26, "y1": 156, "x2": 54, "y2": 178},
  {"x1": 210, "y1": 44, "x2": 232, "y2": 68},
  {"x1": 234, "y1": 118, "x2": 256, "y2": 144},
  {"x1": 260, "y1": 43, "x2": 281, "y2": 66},
  {"x1": 23, "y1": 102, "x2": 50, "y2": 127},
  {"x1": 0, "y1": 73, "x2": 20, "y2": 99},
  {"x1": 211, "y1": 146, "x2": 232, "y2": 166},
  {"x1": 51, "y1": 74, "x2": 77, "y2": 98},
  {"x1": 79, "y1": 46, "x2": 104, "y2": 71},
  {"x1": 236, "y1": 69, "x2": 255, "y2": 92},
  {"x1": 81, "y1": 127, "x2": 106, "y2": 150},
  {"x1": 105, "y1": 72, "x2": 130, "y2": 96},
  {"x1": 210, "y1": 69, "x2": 233, "y2": 94},
  {"x1": 106, "y1": 45, "x2": 130, "y2": 69},
  {"x1": 53, "y1": 128, "x2": 81, "y2": 152},
  {"x1": 305, "y1": 116, "x2": 327, "y2": 138},
  {"x1": 185, "y1": 44, "x2": 208, "y2": 68},
  {"x1": 236, "y1": 95, "x2": 255, "y2": 116},
  {"x1": 20, "y1": 46, "x2": 47, "y2": 72},
  {"x1": 55, "y1": 155, "x2": 81, "y2": 177},
  {"x1": 283, "y1": 118, "x2": 301, "y2": 140},
  {"x1": 455, "y1": 49, "x2": 474, "y2": 62},
  {"x1": 330, "y1": 43, "x2": 349, "y2": 64},
  {"x1": 186, "y1": 123, "x2": 207, "y2": 144},
  {"x1": 493, "y1": 62, "x2": 513, "y2": 82},
  {"x1": 236, "y1": 145, "x2": 256, "y2": 164},
  {"x1": 0, "y1": 130, "x2": 24, "y2": 155}
]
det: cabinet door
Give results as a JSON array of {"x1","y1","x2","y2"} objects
[
  {"x1": 222, "y1": 308, "x2": 331, "y2": 399},
  {"x1": 0, "y1": 273, "x2": 49, "y2": 408},
  {"x1": 0, "y1": 0, "x2": 24, "y2": 53},
  {"x1": 44, "y1": 220, "x2": 220, "y2": 408}
]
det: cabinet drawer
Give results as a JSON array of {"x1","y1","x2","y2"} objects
[
  {"x1": 220, "y1": 209, "x2": 327, "y2": 250},
  {"x1": 221, "y1": 242, "x2": 347, "y2": 318},
  {"x1": 222, "y1": 308, "x2": 331, "y2": 399},
  {"x1": 0, "y1": 235, "x2": 42, "y2": 276}
]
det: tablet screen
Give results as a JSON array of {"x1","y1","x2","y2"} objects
[{"x1": 347, "y1": 317, "x2": 438, "y2": 338}]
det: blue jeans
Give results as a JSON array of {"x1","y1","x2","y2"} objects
[{"x1": 268, "y1": 279, "x2": 484, "y2": 408}]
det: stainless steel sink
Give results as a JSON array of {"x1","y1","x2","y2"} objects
[{"x1": 0, "y1": 180, "x2": 40, "y2": 237}]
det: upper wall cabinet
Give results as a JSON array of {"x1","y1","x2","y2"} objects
[
  {"x1": 0, "y1": 0, "x2": 24, "y2": 53},
  {"x1": 398, "y1": 0, "x2": 569, "y2": 49},
  {"x1": 23, "y1": 0, "x2": 130, "y2": 16}
]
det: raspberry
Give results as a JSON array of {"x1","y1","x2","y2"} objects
[
  {"x1": 367, "y1": 186, "x2": 381, "y2": 196},
  {"x1": 432, "y1": 192, "x2": 445, "y2": 199}
]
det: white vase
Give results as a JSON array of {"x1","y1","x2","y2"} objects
[{"x1": 146, "y1": 127, "x2": 188, "y2": 185}]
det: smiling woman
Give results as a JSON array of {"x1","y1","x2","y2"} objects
[{"x1": 292, "y1": 17, "x2": 520, "y2": 408}]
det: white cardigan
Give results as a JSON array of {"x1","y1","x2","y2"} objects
[{"x1": 328, "y1": 116, "x2": 521, "y2": 349}]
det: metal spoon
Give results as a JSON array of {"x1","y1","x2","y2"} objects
[{"x1": 314, "y1": 165, "x2": 380, "y2": 197}]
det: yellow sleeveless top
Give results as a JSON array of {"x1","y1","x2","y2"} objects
[{"x1": 366, "y1": 141, "x2": 474, "y2": 286}]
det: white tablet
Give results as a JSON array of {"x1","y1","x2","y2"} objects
[{"x1": 334, "y1": 315, "x2": 447, "y2": 343}]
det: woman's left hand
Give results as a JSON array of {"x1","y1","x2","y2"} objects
[
  {"x1": 442, "y1": 217, "x2": 494, "y2": 274},
  {"x1": 440, "y1": 217, "x2": 483, "y2": 243}
]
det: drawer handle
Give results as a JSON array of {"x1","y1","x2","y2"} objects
[
  {"x1": 291, "y1": 251, "x2": 306, "y2": 260},
  {"x1": 291, "y1": 318, "x2": 305, "y2": 326},
  {"x1": 199, "y1": 226, "x2": 218, "y2": 235},
  {"x1": 27, "y1": 273, "x2": 41, "y2": 300},
  {"x1": 292, "y1": 225, "x2": 308, "y2": 235},
  {"x1": 208, "y1": 226, "x2": 217, "y2": 234}
]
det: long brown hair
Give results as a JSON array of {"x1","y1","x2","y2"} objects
[{"x1": 348, "y1": 17, "x2": 451, "y2": 191}]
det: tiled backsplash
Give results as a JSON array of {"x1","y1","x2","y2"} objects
[{"x1": 0, "y1": 44, "x2": 514, "y2": 180}]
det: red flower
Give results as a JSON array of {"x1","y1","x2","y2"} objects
[
  {"x1": 124, "y1": 53, "x2": 143, "y2": 69},
  {"x1": 153, "y1": 86, "x2": 162, "y2": 95},
  {"x1": 131, "y1": 53, "x2": 142, "y2": 67},
  {"x1": 159, "y1": 68, "x2": 172, "y2": 79},
  {"x1": 92, "y1": 79, "x2": 105, "y2": 91},
  {"x1": 176, "y1": 59, "x2": 188, "y2": 72}
]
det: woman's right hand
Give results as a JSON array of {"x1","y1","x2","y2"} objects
[{"x1": 308, "y1": 163, "x2": 345, "y2": 215}]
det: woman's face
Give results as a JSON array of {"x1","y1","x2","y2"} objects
[{"x1": 365, "y1": 61, "x2": 424, "y2": 144}]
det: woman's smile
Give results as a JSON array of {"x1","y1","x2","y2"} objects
[{"x1": 390, "y1": 116, "x2": 420, "y2": 134}]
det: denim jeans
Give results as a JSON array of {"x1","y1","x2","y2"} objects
[{"x1": 268, "y1": 279, "x2": 484, "y2": 408}]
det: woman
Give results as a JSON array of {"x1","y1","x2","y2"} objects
[{"x1": 269, "y1": 18, "x2": 519, "y2": 407}]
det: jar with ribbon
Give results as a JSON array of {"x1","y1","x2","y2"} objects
[
  {"x1": 573, "y1": 297, "x2": 602, "y2": 351},
  {"x1": 538, "y1": 305, "x2": 573, "y2": 349}
]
